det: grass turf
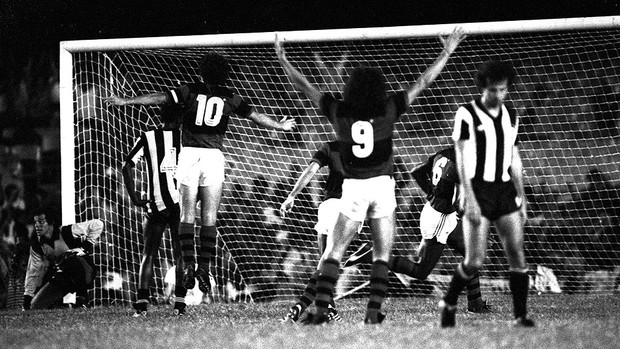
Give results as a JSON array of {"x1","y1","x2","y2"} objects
[{"x1": 1, "y1": 293, "x2": 618, "y2": 349}]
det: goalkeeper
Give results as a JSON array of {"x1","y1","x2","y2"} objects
[{"x1": 23, "y1": 206, "x2": 103, "y2": 310}]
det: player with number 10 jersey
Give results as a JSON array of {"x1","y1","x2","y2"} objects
[{"x1": 167, "y1": 83, "x2": 252, "y2": 151}]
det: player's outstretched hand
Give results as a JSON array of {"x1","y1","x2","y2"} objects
[
  {"x1": 440, "y1": 27, "x2": 466, "y2": 55},
  {"x1": 274, "y1": 33, "x2": 286, "y2": 62},
  {"x1": 279, "y1": 115, "x2": 297, "y2": 131},
  {"x1": 280, "y1": 196, "x2": 295, "y2": 217},
  {"x1": 104, "y1": 95, "x2": 126, "y2": 106}
]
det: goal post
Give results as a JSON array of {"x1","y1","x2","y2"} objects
[{"x1": 60, "y1": 15, "x2": 620, "y2": 305}]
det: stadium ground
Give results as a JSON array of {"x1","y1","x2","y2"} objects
[{"x1": 1, "y1": 293, "x2": 618, "y2": 349}]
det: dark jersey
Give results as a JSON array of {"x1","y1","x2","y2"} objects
[
  {"x1": 124, "y1": 128, "x2": 181, "y2": 212},
  {"x1": 412, "y1": 148, "x2": 459, "y2": 214},
  {"x1": 166, "y1": 83, "x2": 253, "y2": 150},
  {"x1": 319, "y1": 91, "x2": 408, "y2": 179},
  {"x1": 452, "y1": 99, "x2": 519, "y2": 183},
  {"x1": 312, "y1": 141, "x2": 345, "y2": 201}
]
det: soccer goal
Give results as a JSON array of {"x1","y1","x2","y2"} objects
[{"x1": 59, "y1": 15, "x2": 620, "y2": 305}]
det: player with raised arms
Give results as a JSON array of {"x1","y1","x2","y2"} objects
[
  {"x1": 105, "y1": 52, "x2": 296, "y2": 300},
  {"x1": 276, "y1": 28, "x2": 466, "y2": 324}
]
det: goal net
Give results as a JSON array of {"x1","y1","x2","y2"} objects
[{"x1": 60, "y1": 16, "x2": 620, "y2": 305}]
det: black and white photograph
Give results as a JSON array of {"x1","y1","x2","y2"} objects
[{"x1": 1, "y1": 1, "x2": 620, "y2": 348}]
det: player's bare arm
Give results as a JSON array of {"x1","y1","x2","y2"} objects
[
  {"x1": 280, "y1": 162, "x2": 320, "y2": 217},
  {"x1": 509, "y1": 145, "x2": 528, "y2": 222},
  {"x1": 121, "y1": 162, "x2": 149, "y2": 208},
  {"x1": 455, "y1": 140, "x2": 480, "y2": 225},
  {"x1": 275, "y1": 34, "x2": 323, "y2": 109},
  {"x1": 104, "y1": 92, "x2": 167, "y2": 106},
  {"x1": 405, "y1": 27, "x2": 466, "y2": 105},
  {"x1": 245, "y1": 110, "x2": 297, "y2": 131}
]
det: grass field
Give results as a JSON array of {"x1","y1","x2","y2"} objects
[{"x1": 1, "y1": 293, "x2": 619, "y2": 349}]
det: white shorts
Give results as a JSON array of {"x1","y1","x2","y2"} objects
[
  {"x1": 340, "y1": 176, "x2": 396, "y2": 222},
  {"x1": 175, "y1": 147, "x2": 225, "y2": 187},
  {"x1": 419, "y1": 201, "x2": 458, "y2": 244},
  {"x1": 314, "y1": 198, "x2": 363, "y2": 236}
]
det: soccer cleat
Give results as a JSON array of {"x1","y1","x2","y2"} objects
[
  {"x1": 467, "y1": 299, "x2": 492, "y2": 313},
  {"x1": 280, "y1": 304, "x2": 302, "y2": 323},
  {"x1": 182, "y1": 265, "x2": 195, "y2": 290},
  {"x1": 195, "y1": 268, "x2": 212, "y2": 294},
  {"x1": 327, "y1": 304, "x2": 342, "y2": 322},
  {"x1": 173, "y1": 302, "x2": 186, "y2": 316},
  {"x1": 439, "y1": 300, "x2": 456, "y2": 327},
  {"x1": 132, "y1": 302, "x2": 148, "y2": 317},
  {"x1": 343, "y1": 242, "x2": 373, "y2": 268},
  {"x1": 514, "y1": 316, "x2": 536, "y2": 327},
  {"x1": 363, "y1": 312, "x2": 385, "y2": 324}
]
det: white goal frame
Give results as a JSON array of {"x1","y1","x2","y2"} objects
[
  {"x1": 59, "y1": 16, "x2": 620, "y2": 302},
  {"x1": 59, "y1": 15, "x2": 620, "y2": 224}
]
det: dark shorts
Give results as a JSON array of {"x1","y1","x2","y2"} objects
[
  {"x1": 146, "y1": 203, "x2": 180, "y2": 226},
  {"x1": 472, "y1": 180, "x2": 521, "y2": 221},
  {"x1": 51, "y1": 255, "x2": 95, "y2": 293}
]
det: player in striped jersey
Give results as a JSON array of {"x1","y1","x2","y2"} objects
[
  {"x1": 344, "y1": 146, "x2": 491, "y2": 313},
  {"x1": 279, "y1": 141, "x2": 356, "y2": 323},
  {"x1": 122, "y1": 104, "x2": 185, "y2": 316},
  {"x1": 106, "y1": 52, "x2": 296, "y2": 298},
  {"x1": 440, "y1": 60, "x2": 534, "y2": 327},
  {"x1": 277, "y1": 28, "x2": 466, "y2": 324}
]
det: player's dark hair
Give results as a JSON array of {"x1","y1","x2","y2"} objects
[
  {"x1": 474, "y1": 60, "x2": 516, "y2": 90},
  {"x1": 199, "y1": 52, "x2": 230, "y2": 86},
  {"x1": 33, "y1": 204, "x2": 61, "y2": 228},
  {"x1": 343, "y1": 66, "x2": 386, "y2": 118},
  {"x1": 160, "y1": 104, "x2": 183, "y2": 125}
]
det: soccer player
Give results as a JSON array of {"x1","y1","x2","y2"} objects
[
  {"x1": 344, "y1": 146, "x2": 491, "y2": 313},
  {"x1": 440, "y1": 60, "x2": 535, "y2": 327},
  {"x1": 121, "y1": 104, "x2": 186, "y2": 316},
  {"x1": 105, "y1": 52, "x2": 297, "y2": 297},
  {"x1": 279, "y1": 140, "x2": 354, "y2": 323},
  {"x1": 276, "y1": 27, "x2": 466, "y2": 324},
  {"x1": 23, "y1": 206, "x2": 103, "y2": 310}
]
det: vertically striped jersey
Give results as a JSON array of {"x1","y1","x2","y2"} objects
[
  {"x1": 311, "y1": 141, "x2": 345, "y2": 201},
  {"x1": 319, "y1": 91, "x2": 408, "y2": 179},
  {"x1": 452, "y1": 99, "x2": 519, "y2": 183},
  {"x1": 124, "y1": 128, "x2": 181, "y2": 212},
  {"x1": 166, "y1": 83, "x2": 253, "y2": 150}
]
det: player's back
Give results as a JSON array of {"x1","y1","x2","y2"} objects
[
  {"x1": 167, "y1": 83, "x2": 252, "y2": 150},
  {"x1": 131, "y1": 127, "x2": 181, "y2": 212},
  {"x1": 427, "y1": 148, "x2": 458, "y2": 214},
  {"x1": 313, "y1": 141, "x2": 345, "y2": 201},
  {"x1": 319, "y1": 91, "x2": 408, "y2": 179}
]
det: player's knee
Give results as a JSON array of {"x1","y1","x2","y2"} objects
[{"x1": 463, "y1": 258, "x2": 484, "y2": 273}]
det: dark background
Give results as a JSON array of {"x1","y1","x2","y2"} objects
[{"x1": 1, "y1": 0, "x2": 619, "y2": 53}]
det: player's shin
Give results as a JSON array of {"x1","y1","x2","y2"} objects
[
  {"x1": 509, "y1": 269, "x2": 529, "y2": 319},
  {"x1": 314, "y1": 258, "x2": 339, "y2": 318},
  {"x1": 365, "y1": 260, "x2": 389, "y2": 324}
]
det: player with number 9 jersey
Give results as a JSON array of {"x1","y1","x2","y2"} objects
[
  {"x1": 319, "y1": 91, "x2": 408, "y2": 179},
  {"x1": 276, "y1": 28, "x2": 466, "y2": 325}
]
